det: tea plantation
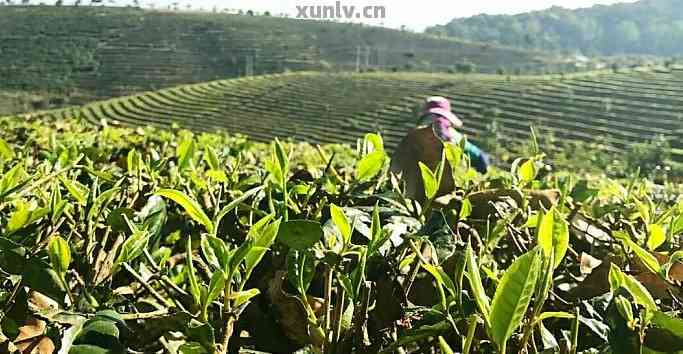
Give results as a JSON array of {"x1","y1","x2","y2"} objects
[
  {"x1": 0, "y1": 6, "x2": 565, "y2": 106},
  {"x1": 24, "y1": 68, "x2": 683, "y2": 172}
]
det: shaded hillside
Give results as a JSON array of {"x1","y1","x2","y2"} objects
[
  {"x1": 23, "y1": 69, "x2": 683, "y2": 167},
  {"x1": 0, "y1": 6, "x2": 563, "y2": 105},
  {"x1": 427, "y1": 0, "x2": 683, "y2": 56}
]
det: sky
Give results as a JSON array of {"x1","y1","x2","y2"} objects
[{"x1": 63, "y1": 0, "x2": 637, "y2": 31}]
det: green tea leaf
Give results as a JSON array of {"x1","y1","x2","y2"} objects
[
  {"x1": 614, "y1": 231, "x2": 661, "y2": 274},
  {"x1": 364, "y1": 133, "x2": 384, "y2": 152},
  {"x1": 287, "y1": 250, "x2": 316, "y2": 294},
  {"x1": 113, "y1": 229, "x2": 150, "y2": 271},
  {"x1": 518, "y1": 159, "x2": 537, "y2": 183},
  {"x1": 647, "y1": 224, "x2": 666, "y2": 251},
  {"x1": 330, "y1": 204, "x2": 352, "y2": 244},
  {"x1": 0, "y1": 163, "x2": 27, "y2": 197},
  {"x1": 206, "y1": 169, "x2": 228, "y2": 183},
  {"x1": 230, "y1": 288, "x2": 261, "y2": 308},
  {"x1": 614, "y1": 295, "x2": 635, "y2": 324},
  {"x1": 138, "y1": 195, "x2": 167, "y2": 244},
  {"x1": 203, "y1": 145, "x2": 221, "y2": 171},
  {"x1": 48, "y1": 236, "x2": 71, "y2": 276},
  {"x1": 368, "y1": 203, "x2": 389, "y2": 256},
  {"x1": 126, "y1": 149, "x2": 141, "y2": 175},
  {"x1": 273, "y1": 139, "x2": 289, "y2": 177},
  {"x1": 489, "y1": 249, "x2": 542, "y2": 351},
  {"x1": 213, "y1": 186, "x2": 263, "y2": 228},
  {"x1": 177, "y1": 138, "x2": 196, "y2": 172},
  {"x1": 444, "y1": 143, "x2": 463, "y2": 169},
  {"x1": 178, "y1": 343, "x2": 209, "y2": 354},
  {"x1": 459, "y1": 198, "x2": 472, "y2": 220},
  {"x1": 537, "y1": 208, "x2": 570, "y2": 269},
  {"x1": 205, "y1": 270, "x2": 226, "y2": 307},
  {"x1": 69, "y1": 310, "x2": 125, "y2": 353},
  {"x1": 535, "y1": 311, "x2": 575, "y2": 323},
  {"x1": 87, "y1": 187, "x2": 121, "y2": 223},
  {"x1": 187, "y1": 237, "x2": 201, "y2": 306},
  {"x1": 59, "y1": 175, "x2": 88, "y2": 205},
  {"x1": 608, "y1": 263, "x2": 624, "y2": 291},
  {"x1": 278, "y1": 220, "x2": 323, "y2": 250},
  {"x1": 438, "y1": 336, "x2": 455, "y2": 354},
  {"x1": 0, "y1": 137, "x2": 14, "y2": 161},
  {"x1": 244, "y1": 216, "x2": 281, "y2": 280},
  {"x1": 422, "y1": 263, "x2": 457, "y2": 297},
  {"x1": 201, "y1": 235, "x2": 230, "y2": 272},
  {"x1": 609, "y1": 265, "x2": 657, "y2": 313},
  {"x1": 465, "y1": 242, "x2": 490, "y2": 320},
  {"x1": 157, "y1": 189, "x2": 214, "y2": 233},
  {"x1": 265, "y1": 155, "x2": 283, "y2": 186},
  {"x1": 651, "y1": 311, "x2": 683, "y2": 340},
  {"x1": 229, "y1": 239, "x2": 253, "y2": 278},
  {"x1": 356, "y1": 150, "x2": 386, "y2": 182},
  {"x1": 671, "y1": 215, "x2": 683, "y2": 237},
  {"x1": 418, "y1": 162, "x2": 438, "y2": 200},
  {"x1": 670, "y1": 251, "x2": 683, "y2": 265},
  {"x1": 7, "y1": 200, "x2": 31, "y2": 233}
]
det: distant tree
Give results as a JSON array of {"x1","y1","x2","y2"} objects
[
  {"x1": 21, "y1": 0, "x2": 29, "y2": 5},
  {"x1": 246, "y1": 10, "x2": 254, "y2": 16},
  {"x1": 425, "y1": 0, "x2": 683, "y2": 56},
  {"x1": 263, "y1": 11, "x2": 270, "y2": 16},
  {"x1": 54, "y1": 0, "x2": 62, "y2": 5}
]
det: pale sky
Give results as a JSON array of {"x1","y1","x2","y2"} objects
[{"x1": 62, "y1": 0, "x2": 638, "y2": 31}]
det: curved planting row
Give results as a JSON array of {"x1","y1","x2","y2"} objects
[{"x1": 28, "y1": 69, "x2": 683, "y2": 163}]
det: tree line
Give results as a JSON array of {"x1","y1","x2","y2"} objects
[{"x1": 426, "y1": 0, "x2": 683, "y2": 56}]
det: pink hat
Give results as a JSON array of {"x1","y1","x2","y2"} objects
[{"x1": 423, "y1": 96, "x2": 463, "y2": 127}]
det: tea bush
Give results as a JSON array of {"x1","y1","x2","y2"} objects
[{"x1": 1, "y1": 116, "x2": 682, "y2": 353}]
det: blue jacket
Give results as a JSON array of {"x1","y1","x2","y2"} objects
[{"x1": 464, "y1": 141, "x2": 490, "y2": 174}]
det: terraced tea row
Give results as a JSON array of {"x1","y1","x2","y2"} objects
[
  {"x1": 0, "y1": 6, "x2": 564, "y2": 106},
  {"x1": 26, "y1": 69, "x2": 683, "y2": 164}
]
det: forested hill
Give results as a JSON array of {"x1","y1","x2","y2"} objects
[{"x1": 426, "y1": 0, "x2": 683, "y2": 56}]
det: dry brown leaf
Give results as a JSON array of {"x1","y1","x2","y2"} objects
[
  {"x1": 580, "y1": 253, "x2": 603, "y2": 275},
  {"x1": 267, "y1": 271, "x2": 323, "y2": 347},
  {"x1": 14, "y1": 318, "x2": 55, "y2": 354},
  {"x1": 570, "y1": 254, "x2": 682, "y2": 301},
  {"x1": 93, "y1": 234, "x2": 125, "y2": 285},
  {"x1": 669, "y1": 262, "x2": 683, "y2": 284},
  {"x1": 27, "y1": 291, "x2": 59, "y2": 314}
]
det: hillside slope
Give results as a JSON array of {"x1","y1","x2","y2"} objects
[
  {"x1": 0, "y1": 6, "x2": 562, "y2": 106},
  {"x1": 427, "y1": 0, "x2": 683, "y2": 56},
  {"x1": 23, "y1": 69, "x2": 683, "y2": 166}
]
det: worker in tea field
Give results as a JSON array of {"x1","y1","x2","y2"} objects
[{"x1": 391, "y1": 96, "x2": 490, "y2": 201}]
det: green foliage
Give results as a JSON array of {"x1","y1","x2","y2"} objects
[
  {"x1": 427, "y1": 0, "x2": 683, "y2": 56},
  {"x1": 488, "y1": 249, "x2": 542, "y2": 352},
  {"x1": 157, "y1": 189, "x2": 215, "y2": 233},
  {"x1": 0, "y1": 117, "x2": 682, "y2": 354}
]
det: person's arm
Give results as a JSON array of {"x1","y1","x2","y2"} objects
[{"x1": 464, "y1": 141, "x2": 490, "y2": 174}]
